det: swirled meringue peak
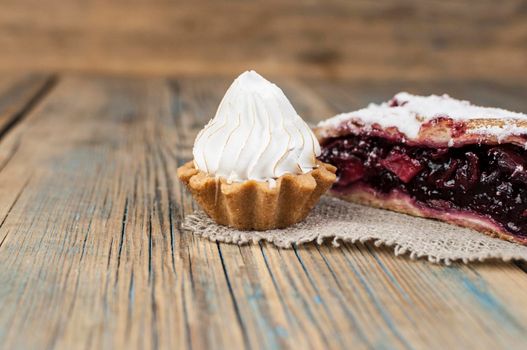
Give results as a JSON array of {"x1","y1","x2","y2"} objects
[{"x1": 192, "y1": 70, "x2": 321, "y2": 184}]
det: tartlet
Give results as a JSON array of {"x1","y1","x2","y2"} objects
[
  {"x1": 316, "y1": 92, "x2": 527, "y2": 244},
  {"x1": 178, "y1": 160, "x2": 336, "y2": 230},
  {"x1": 178, "y1": 70, "x2": 336, "y2": 230}
]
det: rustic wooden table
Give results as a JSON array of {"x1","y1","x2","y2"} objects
[{"x1": 1, "y1": 73, "x2": 527, "y2": 349}]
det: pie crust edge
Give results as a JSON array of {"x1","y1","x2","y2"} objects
[
  {"x1": 331, "y1": 184, "x2": 525, "y2": 245},
  {"x1": 314, "y1": 118, "x2": 527, "y2": 149}
]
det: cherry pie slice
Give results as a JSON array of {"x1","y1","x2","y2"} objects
[{"x1": 315, "y1": 92, "x2": 527, "y2": 244}]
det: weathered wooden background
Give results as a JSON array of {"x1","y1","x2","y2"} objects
[{"x1": 0, "y1": 0, "x2": 525, "y2": 80}]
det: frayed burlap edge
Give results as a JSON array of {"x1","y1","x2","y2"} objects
[{"x1": 182, "y1": 196, "x2": 527, "y2": 265}]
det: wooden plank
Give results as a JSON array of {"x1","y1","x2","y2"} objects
[
  {"x1": 0, "y1": 73, "x2": 55, "y2": 247},
  {"x1": 0, "y1": 1, "x2": 525, "y2": 81},
  {"x1": 1, "y1": 75, "x2": 527, "y2": 350},
  {"x1": 304, "y1": 78, "x2": 527, "y2": 117},
  {"x1": 0, "y1": 76, "x2": 246, "y2": 349}
]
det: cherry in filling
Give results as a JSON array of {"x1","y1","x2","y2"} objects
[{"x1": 319, "y1": 135, "x2": 527, "y2": 238}]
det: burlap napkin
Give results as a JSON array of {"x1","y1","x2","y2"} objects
[{"x1": 182, "y1": 196, "x2": 527, "y2": 264}]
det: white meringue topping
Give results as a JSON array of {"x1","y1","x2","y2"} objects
[{"x1": 193, "y1": 70, "x2": 321, "y2": 183}]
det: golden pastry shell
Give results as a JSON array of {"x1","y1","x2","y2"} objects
[{"x1": 177, "y1": 160, "x2": 336, "y2": 230}]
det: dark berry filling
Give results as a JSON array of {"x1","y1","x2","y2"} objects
[{"x1": 319, "y1": 135, "x2": 527, "y2": 238}]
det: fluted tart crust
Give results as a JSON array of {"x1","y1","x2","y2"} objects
[{"x1": 177, "y1": 161, "x2": 336, "y2": 230}]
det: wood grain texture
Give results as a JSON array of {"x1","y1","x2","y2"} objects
[
  {"x1": 0, "y1": 0, "x2": 525, "y2": 81},
  {"x1": 0, "y1": 75, "x2": 527, "y2": 349}
]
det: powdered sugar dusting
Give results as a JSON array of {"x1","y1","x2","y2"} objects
[{"x1": 318, "y1": 92, "x2": 527, "y2": 140}]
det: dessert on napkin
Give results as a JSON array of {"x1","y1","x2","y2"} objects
[
  {"x1": 316, "y1": 92, "x2": 527, "y2": 244},
  {"x1": 177, "y1": 71, "x2": 336, "y2": 230}
]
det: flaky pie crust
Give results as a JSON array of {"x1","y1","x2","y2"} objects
[
  {"x1": 177, "y1": 161, "x2": 337, "y2": 230},
  {"x1": 315, "y1": 118, "x2": 527, "y2": 148}
]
